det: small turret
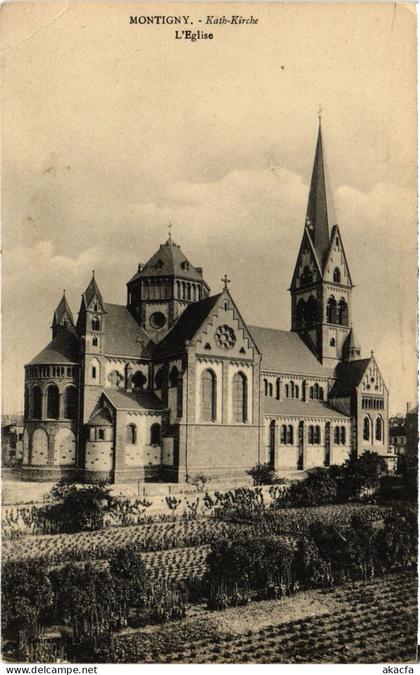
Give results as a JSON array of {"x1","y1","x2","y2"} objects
[
  {"x1": 343, "y1": 328, "x2": 361, "y2": 361},
  {"x1": 52, "y1": 291, "x2": 74, "y2": 338}
]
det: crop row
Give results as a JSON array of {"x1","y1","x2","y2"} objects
[{"x1": 113, "y1": 572, "x2": 417, "y2": 664}]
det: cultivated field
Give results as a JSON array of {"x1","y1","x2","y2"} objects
[{"x1": 113, "y1": 571, "x2": 418, "y2": 663}]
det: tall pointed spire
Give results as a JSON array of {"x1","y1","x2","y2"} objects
[
  {"x1": 305, "y1": 118, "x2": 336, "y2": 266},
  {"x1": 52, "y1": 291, "x2": 74, "y2": 337},
  {"x1": 83, "y1": 271, "x2": 104, "y2": 309}
]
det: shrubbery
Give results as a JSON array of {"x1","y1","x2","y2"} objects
[
  {"x1": 42, "y1": 481, "x2": 116, "y2": 533},
  {"x1": 246, "y1": 463, "x2": 281, "y2": 486}
]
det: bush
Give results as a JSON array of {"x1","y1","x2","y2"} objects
[
  {"x1": 330, "y1": 452, "x2": 387, "y2": 501},
  {"x1": 42, "y1": 482, "x2": 116, "y2": 533},
  {"x1": 189, "y1": 473, "x2": 209, "y2": 492},
  {"x1": 206, "y1": 534, "x2": 295, "y2": 591},
  {"x1": 2, "y1": 560, "x2": 53, "y2": 634},
  {"x1": 281, "y1": 469, "x2": 338, "y2": 507},
  {"x1": 246, "y1": 463, "x2": 279, "y2": 485}
]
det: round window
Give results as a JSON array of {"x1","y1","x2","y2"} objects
[
  {"x1": 214, "y1": 324, "x2": 236, "y2": 350},
  {"x1": 150, "y1": 311, "x2": 166, "y2": 329}
]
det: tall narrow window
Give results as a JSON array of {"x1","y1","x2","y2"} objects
[
  {"x1": 46, "y1": 384, "x2": 59, "y2": 419},
  {"x1": 334, "y1": 426, "x2": 340, "y2": 445},
  {"x1": 340, "y1": 426, "x2": 346, "y2": 444},
  {"x1": 177, "y1": 377, "x2": 183, "y2": 418},
  {"x1": 287, "y1": 425, "x2": 294, "y2": 444},
  {"x1": 337, "y1": 299, "x2": 348, "y2": 326},
  {"x1": 308, "y1": 425, "x2": 314, "y2": 444},
  {"x1": 280, "y1": 425, "x2": 287, "y2": 444},
  {"x1": 333, "y1": 267, "x2": 341, "y2": 283},
  {"x1": 327, "y1": 297, "x2": 337, "y2": 324},
  {"x1": 64, "y1": 386, "x2": 77, "y2": 419},
  {"x1": 375, "y1": 417, "x2": 383, "y2": 441},
  {"x1": 32, "y1": 385, "x2": 42, "y2": 419},
  {"x1": 314, "y1": 425, "x2": 321, "y2": 444},
  {"x1": 232, "y1": 372, "x2": 247, "y2": 423},
  {"x1": 91, "y1": 317, "x2": 100, "y2": 331},
  {"x1": 285, "y1": 384, "x2": 289, "y2": 398},
  {"x1": 319, "y1": 387, "x2": 324, "y2": 401},
  {"x1": 126, "y1": 424, "x2": 136, "y2": 444},
  {"x1": 150, "y1": 423, "x2": 161, "y2": 445},
  {"x1": 363, "y1": 417, "x2": 370, "y2": 441},
  {"x1": 201, "y1": 369, "x2": 217, "y2": 422}
]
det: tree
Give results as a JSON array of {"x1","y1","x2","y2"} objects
[
  {"x1": 43, "y1": 482, "x2": 116, "y2": 533},
  {"x1": 285, "y1": 468, "x2": 338, "y2": 507},
  {"x1": 108, "y1": 548, "x2": 150, "y2": 606},
  {"x1": 2, "y1": 560, "x2": 53, "y2": 635},
  {"x1": 330, "y1": 452, "x2": 387, "y2": 501}
]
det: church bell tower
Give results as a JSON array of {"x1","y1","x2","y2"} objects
[{"x1": 290, "y1": 119, "x2": 354, "y2": 367}]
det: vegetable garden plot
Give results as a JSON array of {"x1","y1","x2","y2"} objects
[{"x1": 113, "y1": 572, "x2": 417, "y2": 664}]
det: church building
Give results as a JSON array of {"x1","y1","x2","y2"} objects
[{"x1": 21, "y1": 123, "x2": 389, "y2": 482}]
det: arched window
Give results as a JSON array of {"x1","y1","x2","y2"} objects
[
  {"x1": 126, "y1": 424, "x2": 136, "y2": 444},
  {"x1": 201, "y1": 369, "x2": 217, "y2": 422},
  {"x1": 108, "y1": 370, "x2": 124, "y2": 388},
  {"x1": 232, "y1": 372, "x2": 247, "y2": 423},
  {"x1": 313, "y1": 383, "x2": 319, "y2": 399},
  {"x1": 91, "y1": 317, "x2": 100, "y2": 331},
  {"x1": 267, "y1": 382, "x2": 273, "y2": 397},
  {"x1": 295, "y1": 385, "x2": 299, "y2": 399},
  {"x1": 327, "y1": 297, "x2": 337, "y2": 324},
  {"x1": 287, "y1": 425, "x2": 294, "y2": 444},
  {"x1": 340, "y1": 426, "x2": 346, "y2": 444},
  {"x1": 150, "y1": 423, "x2": 161, "y2": 445},
  {"x1": 155, "y1": 368, "x2": 164, "y2": 390},
  {"x1": 269, "y1": 420, "x2": 276, "y2": 453},
  {"x1": 177, "y1": 377, "x2": 183, "y2": 418},
  {"x1": 280, "y1": 425, "x2": 287, "y2": 444},
  {"x1": 264, "y1": 378, "x2": 268, "y2": 396},
  {"x1": 314, "y1": 426, "x2": 321, "y2": 444},
  {"x1": 305, "y1": 296, "x2": 317, "y2": 324},
  {"x1": 64, "y1": 386, "x2": 77, "y2": 419},
  {"x1": 46, "y1": 384, "x2": 59, "y2": 419},
  {"x1": 276, "y1": 379, "x2": 281, "y2": 400},
  {"x1": 169, "y1": 366, "x2": 179, "y2": 388},
  {"x1": 337, "y1": 299, "x2": 348, "y2": 326},
  {"x1": 319, "y1": 387, "x2": 324, "y2": 401},
  {"x1": 309, "y1": 386, "x2": 314, "y2": 400},
  {"x1": 92, "y1": 336, "x2": 98, "y2": 347},
  {"x1": 301, "y1": 265, "x2": 313, "y2": 285},
  {"x1": 285, "y1": 384, "x2": 289, "y2": 398},
  {"x1": 289, "y1": 381, "x2": 294, "y2": 398},
  {"x1": 375, "y1": 417, "x2": 383, "y2": 441},
  {"x1": 32, "y1": 385, "x2": 42, "y2": 419},
  {"x1": 297, "y1": 299, "x2": 306, "y2": 327},
  {"x1": 334, "y1": 426, "x2": 340, "y2": 445},
  {"x1": 186, "y1": 283, "x2": 191, "y2": 301},
  {"x1": 308, "y1": 425, "x2": 314, "y2": 444},
  {"x1": 132, "y1": 371, "x2": 147, "y2": 390},
  {"x1": 363, "y1": 417, "x2": 370, "y2": 441},
  {"x1": 333, "y1": 267, "x2": 341, "y2": 283}
]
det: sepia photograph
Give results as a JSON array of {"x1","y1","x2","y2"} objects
[{"x1": 1, "y1": 0, "x2": 418, "y2": 666}]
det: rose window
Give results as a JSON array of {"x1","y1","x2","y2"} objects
[{"x1": 215, "y1": 325, "x2": 236, "y2": 350}]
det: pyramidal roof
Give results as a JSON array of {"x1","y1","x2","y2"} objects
[
  {"x1": 128, "y1": 238, "x2": 208, "y2": 286},
  {"x1": 83, "y1": 272, "x2": 104, "y2": 308},
  {"x1": 54, "y1": 292, "x2": 74, "y2": 325},
  {"x1": 305, "y1": 121, "x2": 337, "y2": 266}
]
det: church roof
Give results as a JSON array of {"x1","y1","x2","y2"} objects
[
  {"x1": 87, "y1": 408, "x2": 114, "y2": 425},
  {"x1": 103, "y1": 388, "x2": 162, "y2": 411},
  {"x1": 330, "y1": 358, "x2": 371, "y2": 396},
  {"x1": 104, "y1": 304, "x2": 155, "y2": 357},
  {"x1": 27, "y1": 327, "x2": 79, "y2": 365},
  {"x1": 305, "y1": 122, "x2": 336, "y2": 266},
  {"x1": 154, "y1": 293, "x2": 222, "y2": 358},
  {"x1": 263, "y1": 398, "x2": 349, "y2": 419},
  {"x1": 54, "y1": 292, "x2": 74, "y2": 325},
  {"x1": 248, "y1": 326, "x2": 332, "y2": 378},
  {"x1": 84, "y1": 273, "x2": 104, "y2": 308},
  {"x1": 128, "y1": 238, "x2": 208, "y2": 286}
]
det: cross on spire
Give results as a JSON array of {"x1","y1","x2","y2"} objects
[
  {"x1": 318, "y1": 104, "x2": 323, "y2": 123},
  {"x1": 221, "y1": 274, "x2": 231, "y2": 290}
]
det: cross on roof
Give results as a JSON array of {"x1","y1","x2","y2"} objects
[
  {"x1": 221, "y1": 274, "x2": 231, "y2": 289},
  {"x1": 318, "y1": 104, "x2": 323, "y2": 122}
]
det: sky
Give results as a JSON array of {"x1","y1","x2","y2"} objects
[{"x1": 1, "y1": 1, "x2": 417, "y2": 415}]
